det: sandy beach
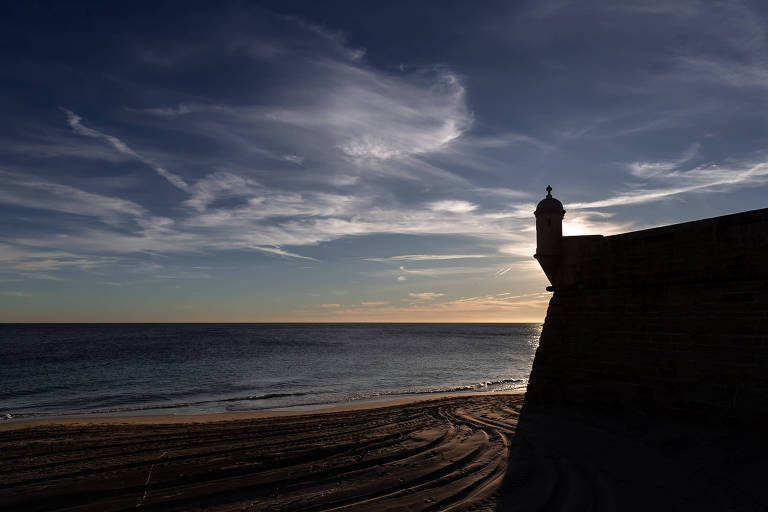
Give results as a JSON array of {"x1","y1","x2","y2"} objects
[
  {"x1": 4, "y1": 390, "x2": 768, "y2": 512},
  {"x1": 0, "y1": 393, "x2": 522, "y2": 511}
]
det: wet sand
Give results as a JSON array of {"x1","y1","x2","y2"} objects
[{"x1": 0, "y1": 393, "x2": 522, "y2": 511}]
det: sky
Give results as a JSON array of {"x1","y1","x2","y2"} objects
[{"x1": 2, "y1": 1, "x2": 768, "y2": 322}]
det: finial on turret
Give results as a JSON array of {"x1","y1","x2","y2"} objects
[{"x1": 546, "y1": 185, "x2": 552, "y2": 198}]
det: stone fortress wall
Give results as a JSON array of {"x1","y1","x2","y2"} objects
[{"x1": 525, "y1": 188, "x2": 768, "y2": 424}]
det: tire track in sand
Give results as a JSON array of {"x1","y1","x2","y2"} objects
[{"x1": 0, "y1": 393, "x2": 524, "y2": 512}]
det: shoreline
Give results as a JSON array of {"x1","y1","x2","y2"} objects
[{"x1": 0, "y1": 390, "x2": 524, "y2": 432}]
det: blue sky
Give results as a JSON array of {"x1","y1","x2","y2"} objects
[{"x1": 2, "y1": 1, "x2": 768, "y2": 322}]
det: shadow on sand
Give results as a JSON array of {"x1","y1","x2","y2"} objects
[{"x1": 493, "y1": 404, "x2": 768, "y2": 511}]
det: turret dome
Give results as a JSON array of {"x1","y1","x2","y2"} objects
[{"x1": 535, "y1": 185, "x2": 565, "y2": 215}]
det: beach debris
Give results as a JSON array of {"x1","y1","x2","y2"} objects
[
  {"x1": 2, "y1": 413, "x2": 12, "y2": 420},
  {"x1": 135, "y1": 450, "x2": 168, "y2": 508}
]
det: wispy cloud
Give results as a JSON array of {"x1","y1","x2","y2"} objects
[
  {"x1": 0, "y1": 170, "x2": 547, "y2": 267},
  {"x1": 269, "y1": 67, "x2": 470, "y2": 161},
  {"x1": 398, "y1": 265, "x2": 491, "y2": 277},
  {"x1": 0, "y1": 242, "x2": 120, "y2": 273},
  {"x1": 626, "y1": 143, "x2": 700, "y2": 179},
  {"x1": 61, "y1": 108, "x2": 189, "y2": 191},
  {"x1": 571, "y1": 160, "x2": 768, "y2": 210},
  {"x1": 450, "y1": 292, "x2": 551, "y2": 309},
  {"x1": 408, "y1": 292, "x2": 445, "y2": 300},
  {"x1": 365, "y1": 253, "x2": 492, "y2": 262},
  {"x1": 251, "y1": 246, "x2": 318, "y2": 261},
  {"x1": 427, "y1": 200, "x2": 478, "y2": 213},
  {"x1": 471, "y1": 187, "x2": 530, "y2": 199},
  {"x1": 0, "y1": 132, "x2": 134, "y2": 162},
  {"x1": 2, "y1": 197, "x2": 538, "y2": 269},
  {"x1": 183, "y1": 171, "x2": 262, "y2": 213},
  {"x1": 143, "y1": 67, "x2": 470, "y2": 179},
  {"x1": 280, "y1": 15, "x2": 367, "y2": 62},
  {"x1": 468, "y1": 132, "x2": 556, "y2": 151},
  {"x1": 0, "y1": 170, "x2": 145, "y2": 225}
]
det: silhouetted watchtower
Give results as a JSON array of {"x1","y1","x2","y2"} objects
[{"x1": 534, "y1": 185, "x2": 565, "y2": 285}]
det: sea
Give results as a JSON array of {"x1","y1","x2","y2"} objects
[{"x1": 0, "y1": 323, "x2": 541, "y2": 420}]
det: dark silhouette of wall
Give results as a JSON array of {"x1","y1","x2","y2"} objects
[{"x1": 526, "y1": 202, "x2": 768, "y2": 425}]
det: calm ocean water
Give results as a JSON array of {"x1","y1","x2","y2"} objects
[{"x1": 0, "y1": 323, "x2": 540, "y2": 420}]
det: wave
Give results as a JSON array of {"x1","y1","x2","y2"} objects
[
  {"x1": 347, "y1": 378, "x2": 526, "y2": 401},
  {"x1": 225, "y1": 378, "x2": 528, "y2": 413},
  {"x1": 4, "y1": 379, "x2": 526, "y2": 420}
]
